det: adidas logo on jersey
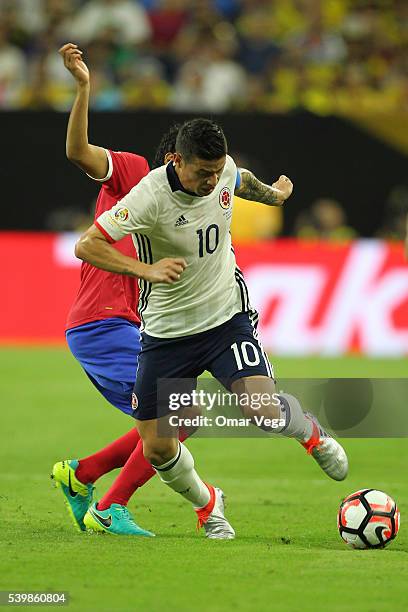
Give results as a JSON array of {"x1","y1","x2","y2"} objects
[{"x1": 175, "y1": 215, "x2": 189, "y2": 227}]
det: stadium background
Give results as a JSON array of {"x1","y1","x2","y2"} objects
[{"x1": 0, "y1": 2, "x2": 407, "y2": 612}]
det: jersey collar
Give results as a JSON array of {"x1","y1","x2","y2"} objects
[{"x1": 166, "y1": 162, "x2": 197, "y2": 197}]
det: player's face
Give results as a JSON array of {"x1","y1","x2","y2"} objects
[{"x1": 175, "y1": 155, "x2": 226, "y2": 197}]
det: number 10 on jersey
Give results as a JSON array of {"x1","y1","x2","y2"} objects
[{"x1": 197, "y1": 225, "x2": 219, "y2": 257}]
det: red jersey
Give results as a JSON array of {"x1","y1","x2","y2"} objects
[{"x1": 66, "y1": 150, "x2": 149, "y2": 330}]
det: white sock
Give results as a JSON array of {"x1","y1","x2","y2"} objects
[
  {"x1": 275, "y1": 393, "x2": 313, "y2": 441},
  {"x1": 152, "y1": 443, "x2": 211, "y2": 509}
]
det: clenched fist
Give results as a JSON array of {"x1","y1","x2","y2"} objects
[
  {"x1": 59, "y1": 43, "x2": 89, "y2": 86},
  {"x1": 272, "y1": 175, "x2": 293, "y2": 203},
  {"x1": 141, "y1": 258, "x2": 187, "y2": 284}
]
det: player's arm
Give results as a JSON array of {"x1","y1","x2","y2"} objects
[
  {"x1": 59, "y1": 43, "x2": 108, "y2": 179},
  {"x1": 75, "y1": 225, "x2": 186, "y2": 284},
  {"x1": 76, "y1": 181, "x2": 187, "y2": 283},
  {"x1": 234, "y1": 169, "x2": 293, "y2": 207}
]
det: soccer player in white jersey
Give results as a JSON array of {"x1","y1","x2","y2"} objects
[{"x1": 75, "y1": 119, "x2": 348, "y2": 539}]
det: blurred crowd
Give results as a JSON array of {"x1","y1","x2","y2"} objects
[{"x1": 0, "y1": 0, "x2": 408, "y2": 114}]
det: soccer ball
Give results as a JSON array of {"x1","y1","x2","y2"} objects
[{"x1": 338, "y1": 489, "x2": 400, "y2": 549}]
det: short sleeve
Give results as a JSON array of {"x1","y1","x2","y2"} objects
[
  {"x1": 88, "y1": 150, "x2": 150, "y2": 199},
  {"x1": 235, "y1": 169, "x2": 242, "y2": 190},
  {"x1": 95, "y1": 175, "x2": 158, "y2": 242},
  {"x1": 225, "y1": 154, "x2": 238, "y2": 187}
]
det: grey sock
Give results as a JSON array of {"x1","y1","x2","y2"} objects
[{"x1": 275, "y1": 393, "x2": 313, "y2": 441}]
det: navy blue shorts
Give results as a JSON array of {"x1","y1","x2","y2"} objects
[
  {"x1": 66, "y1": 318, "x2": 141, "y2": 416},
  {"x1": 133, "y1": 312, "x2": 274, "y2": 421}
]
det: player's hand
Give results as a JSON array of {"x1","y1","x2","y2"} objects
[
  {"x1": 272, "y1": 175, "x2": 293, "y2": 203},
  {"x1": 59, "y1": 43, "x2": 89, "y2": 86},
  {"x1": 142, "y1": 258, "x2": 187, "y2": 284}
]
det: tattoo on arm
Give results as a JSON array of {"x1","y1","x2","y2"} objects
[{"x1": 235, "y1": 170, "x2": 281, "y2": 205}]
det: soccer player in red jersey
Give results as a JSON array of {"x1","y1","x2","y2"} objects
[{"x1": 51, "y1": 43, "x2": 188, "y2": 536}]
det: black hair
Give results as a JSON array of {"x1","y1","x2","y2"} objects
[
  {"x1": 151, "y1": 123, "x2": 180, "y2": 169},
  {"x1": 175, "y1": 118, "x2": 228, "y2": 162}
]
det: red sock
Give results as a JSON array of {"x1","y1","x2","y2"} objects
[
  {"x1": 97, "y1": 429, "x2": 189, "y2": 510},
  {"x1": 76, "y1": 428, "x2": 140, "y2": 484}
]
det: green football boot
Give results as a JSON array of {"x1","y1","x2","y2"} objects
[
  {"x1": 51, "y1": 459, "x2": 94, "y2": 532},
  {"x1": 84, "y1": 503, "x2": 155, "y2": 537}
]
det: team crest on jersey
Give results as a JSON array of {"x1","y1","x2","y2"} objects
[
  {"x1": 114, "y1": 207, "x2": 129, "y2": 222},
  {"x1": 219, "y1": 187, "x2": 231, "y2": 210},
  {"x1": 132, "y1": 393, "x2": 138, "y2": 410}
]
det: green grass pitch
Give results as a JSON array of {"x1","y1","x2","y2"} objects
[{"x1": 0, "y1": 348, "x2": 407, "y2": 612}]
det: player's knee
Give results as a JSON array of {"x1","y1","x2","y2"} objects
[
  {"x1": 143, "y1": 438, "x2": 178, "y2": 466},
  {"x1": 143, "y1": 445, "x2": 167, "y2": 465},
  {"x1": 179, "y1": 405, "x2": 202, "y2": 438},
  {"x1": 232, "y1": 376, "x2": 280, "y2": 420}
]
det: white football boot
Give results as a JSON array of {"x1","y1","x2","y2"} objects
[
  {"x1": 195, "y1": 486, "x2": 235, "y2": 540},
  {"x1": 301, "y1": 413, "x2": 348, "y2": 481}
]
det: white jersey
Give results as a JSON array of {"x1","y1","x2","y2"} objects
[{"x1": 96, "y1": 155, "x2": 253, "y2": 338}]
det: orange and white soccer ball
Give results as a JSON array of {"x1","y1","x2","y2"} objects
[{"x1": 338, "y1": 489, "x2": 400, "y2": 549}]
